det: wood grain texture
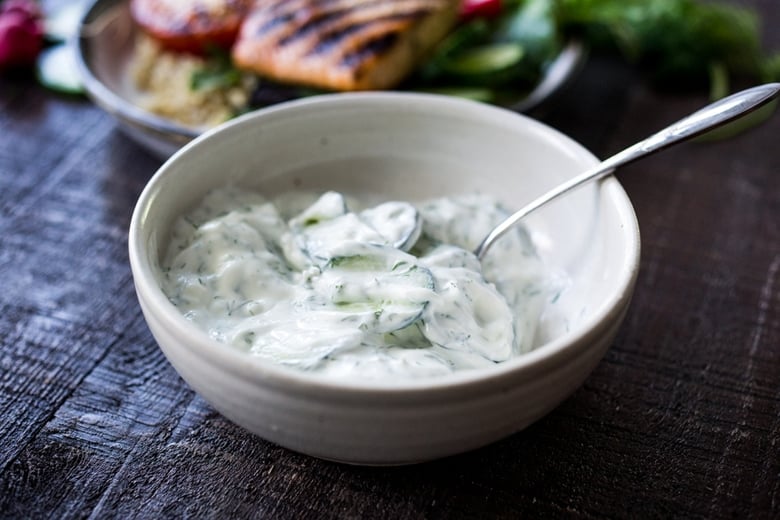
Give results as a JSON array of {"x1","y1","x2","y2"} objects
[{"x1": 1, "y1": 0, "x2": 779, "y2": 517}]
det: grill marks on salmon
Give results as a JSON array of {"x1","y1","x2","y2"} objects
[{"x1": 232, "y1": 0, "x2": 460, "y2": 90}]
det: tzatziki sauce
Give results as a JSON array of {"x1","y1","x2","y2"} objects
[{"x1": 161, "y1": 187, "x2": 556, "y2": 380}]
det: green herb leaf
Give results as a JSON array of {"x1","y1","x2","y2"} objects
[
  {"x1": 190, "y1": 46, "x2": 242, "y2": 92},
  {"x1": 557, "y1": 0, "x2": 773, "y2": 89}
]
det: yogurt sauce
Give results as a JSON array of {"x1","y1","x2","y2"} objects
[{"x1": 161, "y1": 187, "x2": 555, "y2": 380}]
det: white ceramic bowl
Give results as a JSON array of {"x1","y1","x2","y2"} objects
[{"x1": 128, "y1": 92, "x2": 640, "y2": 465}]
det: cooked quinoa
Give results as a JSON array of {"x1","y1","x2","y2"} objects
[{"x1": 129, "y1": 34, "x2": 255, "y2": 128}]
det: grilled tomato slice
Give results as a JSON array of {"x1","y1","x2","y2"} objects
[{"x1": 130, "y1": 0, "x2": 253, "y2": 54}]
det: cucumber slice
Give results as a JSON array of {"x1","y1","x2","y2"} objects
[
  {"x1": 290, "y1": 196, "x2": 423, "y2": 265},
  {"x1": 317, "y1": 300, "x2": 426, "y2": 334},
  {"x1": 384, "y1": 321, "x2": 431, "y2": 348},
  {"x1": 313, "y1": 246, "x2": 435, "y2": 333},
  {"x1": 35, "y1": 44, "x2": 84, "y2": 95},
  {"x1": 421, "y1": 267, "x2": 515, "y2": 362},
  {"x1": 327, "y1": 253, "x2": 391, "y2": 271},
  {"x1": 289, "y1": 191, "x2": 348, "y2": 229},
  {"x1": 295, "y1": 213, "x2": 386, "y2": 266},
  {"x1": 444, "y1": 42, "x2": 525, "y2": 76},
  {"x1": 288, "y1": 192, "x2": 359, "y2": 265},
  {"x1": 359, "y1": 201, "x2": 422, "y2": 251}
]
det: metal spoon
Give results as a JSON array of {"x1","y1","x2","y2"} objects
[{"x1": 475, "y1": 82, "x2": 780, "y2": 259}]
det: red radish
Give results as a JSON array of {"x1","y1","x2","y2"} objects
[
  {"x1": 460, "y1": 0, "x2": 502, "y2": 21},
  {"x1": 0, "y1": 0, "x2": 43, "y2": 69}
]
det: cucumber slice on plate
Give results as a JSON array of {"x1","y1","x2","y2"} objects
[
  {"x1": 444, "y1": 42, "x2": 525, "y2": 76},
  {"x1": 36, "y1": 44, "x2": 84, "y2": 95}
]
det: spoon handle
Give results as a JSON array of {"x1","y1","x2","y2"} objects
[{"x1": 475, "y1": 82, "x2": 780, "y2": 259}]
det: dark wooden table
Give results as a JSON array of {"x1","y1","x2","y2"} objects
[{"x1": 2, "y1": 1, "x2": 779, "y2": 517}]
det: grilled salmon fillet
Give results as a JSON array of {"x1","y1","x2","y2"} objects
[
  {"x1": 231, "y1": 0, "x2": 461, "y2": 91},
  {"x1": 130, "y1": 0, "x2": 254, "y2": 54}
]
